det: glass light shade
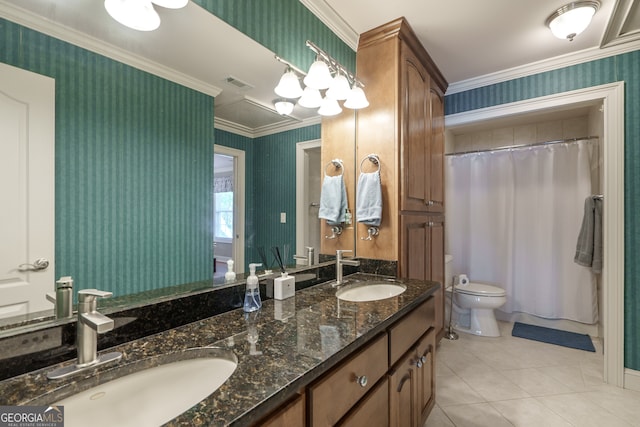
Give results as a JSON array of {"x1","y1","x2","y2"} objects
[
  {"x1": 547, "y1": 2, "x2": 598, "y2": 41},
  {"x1": 298, "y1": 87, "x2": 323, "y2": 109},
  {"x1": 274, "y1": 99, "x2": 295, "y2": 116},
  {"x1": 303, "y1": 60, "x2": 333, "y2": 90},
  {"x1": 344, "y1": 86, "x2": 369, "y2": 109},
  {"x1": 104, "y1": 0, "x2": 160, "y2": 31},
  {"x1": 274, "y1": 69, "x2": 303, "y2": 99},
  {"x1": 326, "y1": 73, "x2": 351, "y2": 100},
  {"x1": 151, "y1": 0, "x2": 188, "y2": 8},
  {"x1": 317, "y1": 96, "x2": 342, "y2": 116}
]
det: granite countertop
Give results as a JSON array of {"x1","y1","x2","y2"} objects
[{"x1": 0, "y1": 273, "x2": 438, "y2": 426}]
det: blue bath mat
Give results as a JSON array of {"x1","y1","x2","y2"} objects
[{"x1": 512, "y1": 322, "x2": 596, "y2": 352}]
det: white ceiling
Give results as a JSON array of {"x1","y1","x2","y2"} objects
[{"x1": 1, "y1": 0, "x2": 639, "y2": 134}]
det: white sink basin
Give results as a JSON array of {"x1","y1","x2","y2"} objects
[
  {"x1": 336, "y1": 282, "x2": 407, "y2": 302},
  {"x1": 53, "y1": 347, "x2": 236, "y2": 427}
]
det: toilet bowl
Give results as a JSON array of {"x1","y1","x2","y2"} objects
[{"x1": 445, "y1": 255, "x2": 506, "y2": 337}]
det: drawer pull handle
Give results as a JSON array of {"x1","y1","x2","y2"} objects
[
  {"x1": 420, "y1": 355, "x2": 427, "y2": 364},
  {"x1": 356, "y1": 375, "x2": 368, "y2": 387}
]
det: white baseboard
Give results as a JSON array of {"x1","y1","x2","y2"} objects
[{"x1": 624, "y1": 369, "x2": 640, "y2": 392}]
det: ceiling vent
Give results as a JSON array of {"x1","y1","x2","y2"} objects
[{"x1": 224, "y1": 76, "x2": 253, "y2": 89}]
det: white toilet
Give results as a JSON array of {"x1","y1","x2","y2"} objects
[{"x1": 444, "y1": 255, "x2": 506, "y2": 337}]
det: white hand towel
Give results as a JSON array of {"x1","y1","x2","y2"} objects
[
  {"x1": 356, "y1": 171, "x2": 382, "y2": 226},
  {"x1": 318, "y1": 174, "x2": 347, "y2": 225}
]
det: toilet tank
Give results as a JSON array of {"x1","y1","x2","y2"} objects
[{"x1": 444, "y1": 254, "x2": 453, "y2": 290}]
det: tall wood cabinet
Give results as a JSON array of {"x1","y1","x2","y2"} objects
[{"x1": 355, "y1": 18, "x2": 448, "y2": 338}]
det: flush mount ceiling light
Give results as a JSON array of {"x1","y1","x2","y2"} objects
[
  {"x1": 274, "y1": 99, "x2": 295, "y2": 116},
  {"x1": 104, "y1": 0, "x2": 188, "y2": 31},
  {"x1": 546, "y1": 1, "x2": 600, "y2": 41}
]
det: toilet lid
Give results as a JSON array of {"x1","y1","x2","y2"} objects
[{"x1": 455, "y1": 282, "x2": 506, "y2": 297}]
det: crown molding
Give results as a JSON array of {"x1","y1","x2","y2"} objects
[
  {"x1": 0, "y1": 1, "x2": 222, "y2": 97},
  {"x1": 299, "y1": 0, "x2": 358, "y2": 50},
  {"x1": 447, "y1": 40, "x2": 640, "y2": 95},
  {"x1": 215, "y1": 115, "x2": 322, "y2": 139}
]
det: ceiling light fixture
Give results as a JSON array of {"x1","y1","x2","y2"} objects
[
  {"x1": 104, "y1": 0, "x2": 188, "y2": 31},
  {"x1": 546, "y1": 1, "x2": 600, "y2": 41},
  {"x1": 273, "y1": 41, "x2": 368, "y2": 118},
  {"x1": 274, "y1": 99, "x2": 295, "y2": 116}
]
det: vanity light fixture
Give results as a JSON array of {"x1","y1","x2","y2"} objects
[
  {"x1": 273, "y1": 41, "x2": 368, "y2": 117},
  {"x1": 344, "y1": 83, "x2": 369, "y2": 109},
  {"x1": 104, "y1": 0, "x2": 188, "y2": 32},
  {"x1": 274, "y1": 66, "x2": 304, "y2": 99},
  {"x1": 546, "y1": 1, "x2": 600, "y2": 41},
  {"x1": 298, "y1": 87, "x2": 323, "y2": 109},
  {"x1": 274, "y1": 99, "x2": 295, "y2": 116},
  {"x1": 317, "y1": 96, "x2": 342, "y2": 116}
]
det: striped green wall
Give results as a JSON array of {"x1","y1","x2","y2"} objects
[
  {"x1": 193, "y1": 0, "x2": 355, "y2": 72},
  {"x1": 1, "y1": 19, "x2": 215, "y2": 298},
  {"x1": 445, "y1": 50, "x2": 640, "y2": 370},
  {"x1": 216, "y1": 125, "x2": 321, "y2": 270}
]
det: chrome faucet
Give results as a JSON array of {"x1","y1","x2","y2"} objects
[
  {"x1": 294, "y1": 246, "x2": 315, "y2": 266},
  {"x1": 47, "y1": 289, "x2": 122, "y2": 380},
  {"x1": 335, "y1": 250, "x2": 360, "y2": 286}
]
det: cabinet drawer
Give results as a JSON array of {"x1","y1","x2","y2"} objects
[
  {"x1": 388, "y1": 297, "x2": 434, "y2": 366},
  {"x1": 309, "y1": 333, "x2": 389, "y2": 426},
  {"x1": 337, "y1": 377, "x2": 389, "y2": 426},
  {"x1": 259, "y1": 393, "x2": 305, "y2": 427}
]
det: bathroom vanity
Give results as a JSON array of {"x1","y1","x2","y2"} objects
[{"x1": 0, "y1": 273, "x2": 438, "y2": 426}]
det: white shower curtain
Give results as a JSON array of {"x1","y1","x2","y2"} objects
[{"x1": 446, "y1": 140, "x2": 598, "y2": 324}]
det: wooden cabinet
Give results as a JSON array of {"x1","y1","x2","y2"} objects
[
  {"x1": 354, "y1": 18, "x2": 447, "y2": 339},
  {"x1": 416, "y1": 329, "x2": 436, "y2": 424},
  {"x1": 259, "y1": 393, "x2": 305, "y2": 427},
  {"x1": 308, "y1": 333, "x2": 388, "y2": 426},
  {"x1": 400, "y1": 215, "x2": 445, "y2": 334},
  {"x1": 338, "y1": 377, "x2": 389, "y2": 427},
  {"x1": 389, "y1": 348, "x2": 419, "y2": 427}
]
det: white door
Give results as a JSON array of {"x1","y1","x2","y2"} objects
[
  {"x1": 0, "y1": 63, "x2": 55, "y2": 319},
  {"x1": 296, "y1": 140, "x2": 321, "y2": 264}
]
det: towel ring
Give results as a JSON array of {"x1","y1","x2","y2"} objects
[
  {"x1": 325, "y1": 159, "x2": 344, "y2": 176},
  {"x1": 359, "y1": 154, "x2": 381, "y2": 173}
]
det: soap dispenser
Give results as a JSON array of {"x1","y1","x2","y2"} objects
[
  {"x1": 225, "y1": 259, "x2": 236, "y2": 282},
  {"x1": 243, "y1": 263, "x2": 262, "y2": 313}
]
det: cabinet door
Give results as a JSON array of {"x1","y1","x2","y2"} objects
[
  {"x1": 338, "y1": 377, "x2": 389, "y2": 427},
  {"x1": 400, "y1": 44, "x2": 430, "y2": 213},
  {"x1": 388, "y1": 349, "x2": 419, "y2": 427},
  {"x1": 430, "y1": 218, "x2": 445, "y2": 335},
  {"x1": 416, "y1": 330, "x2": 436, "y2": 425},
  {"x1": 259, "y1": 393, "x2": 305, "y2": 427},
  {"x1": 427, "y1": 86, "x2": 445, "y2": 213}
]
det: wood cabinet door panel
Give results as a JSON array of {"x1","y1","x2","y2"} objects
[
  {"x1": 259, "y1": 393, "x2": 305, "y2": 427},
  {"x1": 389, "y1": 350, "x2": 418, "y2": 427},
  {"x1": 416, "y1": 330, "x2": 436, "y2": 424},
  {"x1": 309, "y1": 333, "x2": 388, "y2": 426},
  {"x1": 427, "y1": 87, "x2": 445, "y2": 213},
  {"x1": 389, "y1": 297, "x2": 434, "y2": 366},
  {"x1": 338, "y1": 377, "x2": 389, "y2": 427}
]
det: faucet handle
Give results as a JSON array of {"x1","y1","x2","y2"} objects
[
  {"x1": 78, "y1": 289, "x2": 113, "y2": 303},
  {"x1": 336, "y1": 249, "x2": 352, "y2": 257}
]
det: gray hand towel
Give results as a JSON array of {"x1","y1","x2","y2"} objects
[
  {"x1": 318, "y1": 174, "x2": 347, "y2": 225},
  {"x1": 356, "y1": 171, "x2": 382, "y2": 227},
  {"x1": 574, "y1": 196, "x2": 603, "y2": 274}
]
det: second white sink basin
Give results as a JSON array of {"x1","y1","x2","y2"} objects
[
  {"x1": 336, "y1": 282, "x2": 407, "y2": 302},
  {"x1": 52, "y1": 347, "x2": 236, "y2": 427}
]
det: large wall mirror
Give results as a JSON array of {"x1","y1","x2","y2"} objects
[{"x1": 0, "y1": 1, "x2": 356, "y2": 336}]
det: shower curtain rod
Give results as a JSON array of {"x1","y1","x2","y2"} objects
[{"x1": 445, "y1": 136, "x2": 599, "y2": 157}]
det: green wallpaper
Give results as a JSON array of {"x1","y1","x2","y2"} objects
[
  {"x1": 445, "y1": 50, "x2": 640, "y2": 370},
  {"x1": 193, "y1": 0, "x2": 355, "y2": 72},
  {"x1": 1, "y1": 19, "x2": 215, "y2": 298},
  {"x1": 215, "y1": 125, "x2": 321, "y2": 270}
]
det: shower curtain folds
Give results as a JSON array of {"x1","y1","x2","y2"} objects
[{"x1": 445, "y1": 139, "x2": 598, "y2": 324}]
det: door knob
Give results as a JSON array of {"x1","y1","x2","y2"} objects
[{"x1": 18, "y1": 258, "x2": 50, "y2": 271}]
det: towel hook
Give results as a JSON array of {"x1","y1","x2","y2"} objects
[
  {"x1": 360, "y1": 226, "x2": 379, "y2": 241},
  {"x1": 324, "y1": 158, "x2": 344, "y2": 176},
  {"x1": 325, "y1": 225, "x2": 343, "y2": 239},
  {"x1": 359, "y1": 154, "x2": 381, "y2": 173}
]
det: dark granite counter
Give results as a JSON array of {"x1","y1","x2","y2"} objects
[{"x1": 0, "y1": 273, "x2": 438, "y2": 426}]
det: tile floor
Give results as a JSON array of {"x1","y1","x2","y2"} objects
[{"x1": 426, "y1": 321, "x2": 640, "y2": 427}]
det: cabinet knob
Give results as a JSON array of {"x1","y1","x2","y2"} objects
[
  {"x1": 420, "y1": 355, "x2": 427, "y2": 364},
  {"x1": 356, "y1": 375, "x2": 368, "y2": 387}
]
